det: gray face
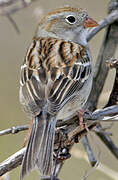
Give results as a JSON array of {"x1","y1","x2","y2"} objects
[
  {"x1": 46, "y1": 11, "x2": 88, "y2": 34},
  {"x1": 36, "y1": 10, "x2": 89, "y2": 46}
]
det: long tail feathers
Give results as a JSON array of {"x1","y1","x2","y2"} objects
[{"x1": 20, "y1": 113, "x2": 56, "y2": 179}]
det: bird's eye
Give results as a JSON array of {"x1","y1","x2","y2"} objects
[{"x1": 65, "y1": 15, "x2": 76, "y2": 24}]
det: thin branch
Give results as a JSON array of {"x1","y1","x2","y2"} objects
[
  {"x1": 105, "y1": 58, "x2": 118, "y2": 106},
  {"x1": 84, "y1": 1, "x2": 118, "y2": 163},
  {"x1": 82, "y1": 136, "x2": 97, "y2": 167},
  {"x1": 57, "y1": 105, "x2": 118, "y2": 127},
  {"x1": 0, "y1": 0, "x2": 17, "y2": 7},
  {"x1": 93, "y1": 126, "x2": 113, "y2": 136},
  {"x1": 71, "y1": 148, "x2": 118, "y2": 180},
  {"x1": 0, "y1": 105, "x2": 116, "y2": 137},
  {"x1": 0, "y1": 148, "x2": 26, "y2": 176},
  {"x1": 89, "y1": 11, "x2": 118, "y2": 159},
  {"x1": 0, "y1": 125, "x2": 28, "y2": 136},
  {"x1": 92, "y1": 105, "x2": 118, "y2": 117},
  {"x1": 87, "y1": 10, "x2": 118, "y2": 41},
  {"x1": 95, "y1": 124, "x2": 118, "y2": 159},
  {"x1": 0, "y1": 104, "x2": 118, "y2": 176},
  {"x1": 0, "y1": 0, "x2": 37, "y2": 15},
  {"x1": 86, "y1": 1, "x2": 118, "y2": 111},
  {"x1": 1, "y1": 145, "x2": 118, "y2": 179},
  {"x1": 0, "y1": 0, "x2": 37, "y2": 33},
  {"x1": 6, "y1": 14, "x2": 20, "y2": 33},
  {"x1": 0, "y1": 124, "x2": 94, "y2": 177}
]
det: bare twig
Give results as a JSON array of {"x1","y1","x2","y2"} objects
[
  {"x1": 87, "y1": 24, "x2": 118, "y2": 110},
  {"x1": 91, "y1": 60, "x2": 118, "y2": 160},
  {"x1": 90, "y1": 58, "x2": 118, "y2": 159},
  {"x1": 0, "y1": 0, "x2": 36, "y2": 15},
  {"x1": 0, "y1": 125, "x2": 28, "y2": 136},
  {"x1": 84, "y1": 1, "x2": 118, "y2": 168},
  {"x1": 1, "y1": 145, "x2": 118, "y2": 179},
  {"x1": 6, "y1": 14, "x2": 20, "y2": 33},
  {"x1": 105, "y1": 58, "x2": 118, "y2": 106},
  {"x1": 0, "y1": 105, "x2": 117, "y2": 137},
  {"x1": 57, "y1": 105, "x2": 118, "y2": 127},
  {"x1": 0, "y1": 104, "x2": 118, "y2": 176},
  {"x1": 92, "y1": 105, "x2": 118, "y2": 117},
  {"x1": 95, "y1": 123, "x2": 118, "y2": 159},
  {"x1": 82, "y1": 136, "x2": 97, "y2": 167},
  {"x1": 0, "y1": 0, "x2": 37, "y2": 33},
  {"x1": 87, "y1": 10, "x2": 118, "y2": 41},
  {"x1": 0, "y1": 148, "x2": 26, "y2": 176},
  {"x1": 71, "y1": 148, "x2": 118, "y2": 180},
  {"x1": 86, "y1": 2, "x2": 118, "y2": 111}
]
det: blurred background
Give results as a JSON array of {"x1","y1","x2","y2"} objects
[{"x1": 0, "y1": 0, "x2": 118, "y2": 179}]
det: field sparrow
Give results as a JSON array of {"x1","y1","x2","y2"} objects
[{"x1": 19, "y1": 6, "x2": 98, "y2": 179}]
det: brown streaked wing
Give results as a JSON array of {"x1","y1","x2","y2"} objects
[
  {"x1": 20, "y1": 37, "x2": 92, "y2": 115},
  {"x1": 47, "y1": 40, "x2": 92, "y2": 113}
]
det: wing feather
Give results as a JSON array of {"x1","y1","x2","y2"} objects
[{"x1": 20, "y1": 37, "x2": 92, "y2": 116}]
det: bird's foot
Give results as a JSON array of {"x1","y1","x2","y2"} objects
[{"x1": 78, "y1": 109, "x2": 85, "y2": 129}]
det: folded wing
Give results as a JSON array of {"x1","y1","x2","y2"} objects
[{"x1": 20, "y1": 37, "x2": 92, "y2": 116}]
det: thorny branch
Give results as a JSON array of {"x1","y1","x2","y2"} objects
[{"x1": 0, "y1": 0, "x2": 118, "y2": 179}]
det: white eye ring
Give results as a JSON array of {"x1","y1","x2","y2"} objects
[{"x1": 65, "y1": 15, "x2": 76, "y2": 24}]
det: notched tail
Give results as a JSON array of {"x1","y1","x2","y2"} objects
[{"x1": 20, "y1": 113, "x2": 56, "y2": 179}]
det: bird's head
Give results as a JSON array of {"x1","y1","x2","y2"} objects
[{"x1": 35, "y1": 7, "x2": 98, "y2": 46}]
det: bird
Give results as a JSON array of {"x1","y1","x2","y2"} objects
[{"x1": 19, "y1": 6, "x2": 98, "y2": 179}]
